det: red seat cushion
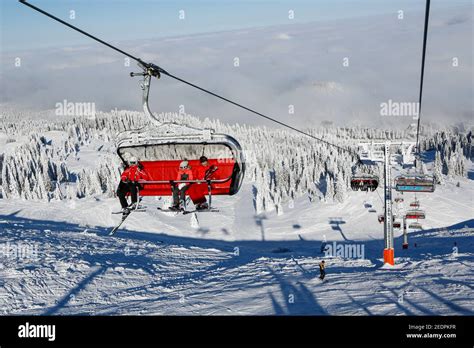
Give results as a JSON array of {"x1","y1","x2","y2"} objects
[{"x1": 136, "y1": 158, "x2": 235, "y2": 196}]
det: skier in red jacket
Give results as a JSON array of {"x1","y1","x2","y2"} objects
[
  {"x1": 190, "y1": 156, "x2": 218, "y2": 210},
  {"x1": 170, "y1": 160, "x2": 194, "y2": 211},
  {"x1": 117, "y1": 156, "x2": 150, "y2": 211}
]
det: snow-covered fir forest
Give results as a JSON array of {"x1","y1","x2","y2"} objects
[{"x1": 0, "y1": 109, "x2": 471, "y2": 214}]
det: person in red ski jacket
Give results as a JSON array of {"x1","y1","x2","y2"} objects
[
  {"x1": 117, "y1": 156, "x2": 150, "y2": 211},
  {"x1": 171, "y1": 160, "x2": 194, "y2": 210},
  {"x1": 191, "y1": 156, "x2": 218, "y2": 210}
]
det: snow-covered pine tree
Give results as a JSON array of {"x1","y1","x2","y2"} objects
[
  {"x1": 325, "y1": 175, "x2": 335, "y2": 202},
  {"x1": 334, "y1": 172, "x2": 346, "y2": 203},
  {"x1": 433, "y1": 151, "x2": 444, "y2": 184}
]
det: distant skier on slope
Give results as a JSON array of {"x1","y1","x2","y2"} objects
[
  {"x1": 170, "y1": 160, "x2": 194, "y2": 211},
  {"x1": 319, "y1": 260, "x2": 326, "y2": 280},
  {"x1": 117, "y1": 156, "x2": 150, "y2": 212},
  {"x1": 189, "y1": 156, "x2": 218, "y2": 210}
]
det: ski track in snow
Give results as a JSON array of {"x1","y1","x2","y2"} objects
[{"x1": 0, "y1": 175, "x2": 473, "y2": 315}]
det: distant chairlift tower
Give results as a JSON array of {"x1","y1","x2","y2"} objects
[
  {"x1": 358, "y1": 141, "x2": 416, "y2": 265},
  {"x1": 383, "y1": 143, "x2": 394, "y2": 265}
]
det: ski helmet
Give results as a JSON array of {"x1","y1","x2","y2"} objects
[
  {"x1": 180, "y1": 160, "x2": 189, "y2": 169},
  {"x1": 129, "y1": 156, "x2": 138, "y2": 165},
  {"x1": 199, "y1": 156, "x2": 208, "y2": 163}
]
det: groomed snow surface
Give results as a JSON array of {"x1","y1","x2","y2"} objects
[{"x1": 1, "y1": 175, "x2": 473, "y2": 315}]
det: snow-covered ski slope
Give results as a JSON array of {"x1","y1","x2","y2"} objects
[
  {"x1": 1, "y1": 109, "x2": 473, "y2": 315},
  {"x1": 1, "y1": 174, "x2": 473, "y2": 315}
]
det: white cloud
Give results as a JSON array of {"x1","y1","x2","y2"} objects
[
  {"x1": 1, "y1": 5, "x2": 472, "y2": 128},
  {"x1": 276, "y1": 33, "x2": 292, "y2": 40}
]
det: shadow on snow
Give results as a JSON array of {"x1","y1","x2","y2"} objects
[{"x1": 0, "y1": 210, "x2": 472, "y2": 315}]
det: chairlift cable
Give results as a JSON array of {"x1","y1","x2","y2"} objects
[
  {"x1": 415, "y1": 0, "x2": 431, "y2": 161},
  {"x1": 375, "y1": 188, "x2": 384, "y2": 205},
  {"x1": 162, "y1": 70, "x2": 360, "y2": 159},
  {"x1": 19, "y1": 0, "x2": 360, "y2": 163},
  {"x1": 19, "y1": 0, "x2": 150, "y2": 69}
]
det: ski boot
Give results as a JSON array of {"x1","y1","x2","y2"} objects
[
  {"x1": 169, "y1": 205, "x2": 183, "y2": 212},
  {"x1": 196, "y1": 202, "x2": 209, "y2": 211}
]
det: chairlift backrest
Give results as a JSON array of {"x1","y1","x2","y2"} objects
[
  {"x1": 351, "y1": 175, "x2": 379, "y2": 191},
  {"x1": 394, "y1": 175, "x2": 435, "y2": 193},
  {"x1": 117, "y1": 127, "x2": 245, "y2": 197},
  {"x1": 405, "y1": 210, "x2": 426, "y2": 219}
]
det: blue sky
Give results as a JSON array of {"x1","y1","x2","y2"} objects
[{"x1": 1, "y1": 0, "x2": 434, "y2": 51}]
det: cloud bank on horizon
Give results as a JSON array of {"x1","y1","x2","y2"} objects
[{"x1": 0, "y1": 2, "x2": 472, "y2": 129}]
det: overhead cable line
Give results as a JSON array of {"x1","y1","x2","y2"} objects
[
  {"x1": 415, "y1": 0, "x2": 431, "y2": 160},
  {"x1": 19, "y1": 0, "x2": 361, "y2": 162}
]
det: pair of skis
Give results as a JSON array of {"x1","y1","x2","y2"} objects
[
  {"x1": 110, "y1": 204, "x2": 218, "y2": 236},
  {"x1": 110, "y1": 168, "x2": 219, "y2": 235},
  {"x1": 109, "y1": 205, "x2": 146, "y2": 236},
  {"x1": 157, "y1": 168, "x2": 219, "y2": 215},
  {"x1": 156, "y1": 206, "x2": 219, "y2": 215}
]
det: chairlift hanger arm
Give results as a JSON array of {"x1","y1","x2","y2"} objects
[{"x1": 19, "y1": 0, "x2": 360, "y2": 162}]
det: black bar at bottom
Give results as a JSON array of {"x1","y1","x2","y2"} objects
[{"x1": 0, "y1": 316, "x2": 472, "y2": 346}]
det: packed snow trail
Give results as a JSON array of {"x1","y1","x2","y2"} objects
[{"x1": 1, "y1": 181, "x2": 473, "y2": 315}]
